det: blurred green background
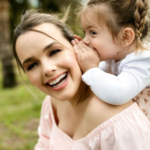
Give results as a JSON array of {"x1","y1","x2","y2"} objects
[
  {"x1": 0, "y1": 0, "x2": 86, "y2": 149},
  {"x1": 1, "y1": 0, "x2": 149, "y2": 149}
]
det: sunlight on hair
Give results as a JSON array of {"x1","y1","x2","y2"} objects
[{"x1": 61, "y1": 5, "x2": 71, "y2": 23}]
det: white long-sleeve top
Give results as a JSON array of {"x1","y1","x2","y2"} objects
[{"x1": 82, "y1": 46, "x2": 150, "y2": 105}]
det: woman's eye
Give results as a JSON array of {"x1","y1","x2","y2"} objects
[
  {"x1": 27, "y1": 62, "x2": 38, "y2": 71},
  {"x1": 90, "y1": 31, "x2": 97, "y2": 35},
  {"x1": 50, "y1": 49, "x2": 61, "y2": 56}
]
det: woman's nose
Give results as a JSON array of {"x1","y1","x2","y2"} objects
[{"x1": 42, "y1": 61, "x2": 57, "y2": 77}]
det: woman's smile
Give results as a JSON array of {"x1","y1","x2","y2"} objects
[{"x1": 46, "y1": 71, "x2": 69, "y2": 91}]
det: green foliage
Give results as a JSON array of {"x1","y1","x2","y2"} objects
[
  {"x1": 9, "y1": 0, "x2": 29, "y2": 39},
  {"x1": 9, "y1": 0, "x2": 83, "y2": 39},
  {"x1": 3, "y1": 0, "x2": 84, "y2": 149},
  {"x1": 0, "y1": 61, "x2": 46, "y2": 149}
]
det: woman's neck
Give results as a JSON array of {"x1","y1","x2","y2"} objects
[
  {"x1": 75, "y1": 83, "x2": 93, "y2": 106},
  {"x1": 52, "y1": 81, "x2": 93, "y2": 109},
  {"x1": 51, "y1": 82, "x2": 93, "y2": 127},
  {"x1": 69, "y1": 82, "x2": 92, "y2": 107}
]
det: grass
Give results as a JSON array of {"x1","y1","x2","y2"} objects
[{"x1": 0, "y1": 61, "x2": 46, "y2": 150}]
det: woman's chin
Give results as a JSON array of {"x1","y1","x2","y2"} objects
[
  {"x1": 44, "y1": 83, "x2": 80, "y2": 102},
  {"x1": 40, "y1": 72, "x2": 83, "y2": 102}
]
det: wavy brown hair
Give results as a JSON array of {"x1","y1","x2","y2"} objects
[{"x1": 13, "y1": 9, "x2": 74, "y2": 72}]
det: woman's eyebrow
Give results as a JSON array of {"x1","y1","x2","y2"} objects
[
  {"x1": 29, "y1": 29, "x2": 61, "y2": 44},
  {"x1": 43, "y1": 42, "x2": 58, "y2": 52},
  {"x1": 22, "y1": 42, "x2": 59, "y2": 67},
  {"x1": 28, "y1": 29, "x2": 67, "y2": 49},
  {"x1": 22, "y1": 57, "x2": 35, "y2": 67}
]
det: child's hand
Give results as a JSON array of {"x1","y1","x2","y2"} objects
[
  {"x1": 74, "y1": 35, "x2": 82, "y2": 41},
  {"x1": 72, "y1": 38, "x2": 100, "y2": 73}
]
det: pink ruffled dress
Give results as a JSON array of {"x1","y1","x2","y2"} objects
[{"x1": 34, "y1": 95, "x2": 150, "y2": 150}]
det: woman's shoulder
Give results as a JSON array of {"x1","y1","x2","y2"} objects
[
  {"x1": 42, "y1": 95, "x2": 51, "y2": 108},
  {"x1": 42, "y1": 95, "x2": 51, "y2": 105},
  {"x1": 40, "y1": 95, "x2": 52, "y2": 117}
]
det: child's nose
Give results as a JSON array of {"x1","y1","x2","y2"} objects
[{"x1": 83, "y1": 36, "x2": 90, "y2": 46}]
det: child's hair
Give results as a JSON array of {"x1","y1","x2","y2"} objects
[
  {"x1": 78, "y1": 0, "x2": 149, "y2": 51},
  {"x1": 13, "y1": 9, "x2": 74, "y2": 72}
]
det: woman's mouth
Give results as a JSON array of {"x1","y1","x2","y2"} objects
[
  {"x1": 46, "y1": 72, "x2": 68, "y2": 91},
  {"x1": 49, "y1": 73, "x2": 67, "y2": 87}
]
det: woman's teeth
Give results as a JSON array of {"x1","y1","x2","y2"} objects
[
  {"x1": 49, "y1": 73, "x2": 67, "y2": 87},
  {"x1": 53, "y1": 79, "x2": 65, "y2": 88}
]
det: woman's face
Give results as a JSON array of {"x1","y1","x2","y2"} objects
[{"x1": 16, "y1": 23, "x2": 82, "y2": 101}]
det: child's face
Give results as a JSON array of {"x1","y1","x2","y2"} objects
[
  {"x1": 16, "y1": 23, "x2": 82, "y2": 101},
  {"x1": 81, "y1": 15, "x2": 122, "y2": 61}
]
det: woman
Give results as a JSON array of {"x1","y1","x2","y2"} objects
[{"x1": 13, "y1": 10, "x2": 150, "y2": 150}]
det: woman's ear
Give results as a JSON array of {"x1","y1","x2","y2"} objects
[{"x1": 120, "y1": 28, "x2": 135, "y2": 47}]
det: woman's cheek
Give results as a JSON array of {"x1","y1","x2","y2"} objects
[
  {"x1": 27, "y1": 71, "x2": 41, "y2": 88},
  {"x1": 62, "y1": 51, "x2": 79, "y2": 68}
]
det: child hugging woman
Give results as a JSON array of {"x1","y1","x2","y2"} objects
[
  {"x1": 72, "y1": 0, "x2": 150, "y2": 120},
  {"x1": 13, "y1": 4, "x2": 150, "y2": 150}
]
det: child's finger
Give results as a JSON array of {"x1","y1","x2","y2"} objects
[
  {"x1": 72, "y1": 40, "x2": 81, "y2": 52},
  {"x1": 81, "y1": 41, "x2": 91, "y2": 51},
  {"x1": 73, "y1": 46, "x2": 82, "y2": 61},
  {"x1": 74, "y1": 39, "x2": 85, "y2": 54},
  {"x1": 73, "y1": 43, "x2": 81, "y2": 54},
  {"x1": 71, "y1": 40, "x2": 76, "y2": 46},
  {"x1": 74, "y1": 38, "x2": 80, "y2": 44},
  {"x1": 81, "y1": 42, "x2": 100, "y2": 58},
  {"x1": 77, "y1": 36, "x2": 82, "y2": 41},
  {"x1": 81, "y1": 41, "x2": 95, "y2": 52},
  {"x1": 76, "y1": 45, "x2": 84, "y2": 56},
  {"x1": 74, "y1": 35, "x2": 82, "y2": 41},
  {"x1": 77, "y1": 41, "x2": 89, "y2": 53},
  {"x1": 73, "y1": 39, "x2": 85, "y2": 55},
  {"x1": 74, "y1": 34, "x2": 78, "y2": 38},
  {"x1": 72, "y1": 39, "x2": 80, "y2": 46},
  {"x1": 73, "y1": 45, "x2": 77, "y2": 53}
]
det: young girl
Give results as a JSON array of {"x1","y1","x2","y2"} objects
[
  {"x1": 13, "y1": 10, "x2": 150, "y2": 150},
  {"x1": 72, "y1": 0, "x2": 150, "y2": 119}
]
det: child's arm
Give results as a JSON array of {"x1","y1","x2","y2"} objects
[
  {"x1": 34, "y1": 96, "x2": 51, "y2": 150},
  {"x1": 99, "y1": 61, "x2": 112, "y2": 73},
  {"x1": 83, "y1": 56, "x2": 150, "y2": 105},
  {"x1": 82, "y1": 67, "x2": 147, "y2": 105}
]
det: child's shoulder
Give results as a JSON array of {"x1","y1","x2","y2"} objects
[
  {"x1": 118, "y1": 48, "x2": 150, "y2": 69},
  {"x1": 126, "y1": 48, "x2": 150, "y2": 62}
]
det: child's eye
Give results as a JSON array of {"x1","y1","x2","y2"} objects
[
  {"x1": 27, "y1": 62, "x2": 38, "y2": 71},
  {"x1": 50, "y1": 49, "x2": 61, "y2": 56},
  {"x1": 90, "y1": 31, "x2": 97, "y2": 35}
]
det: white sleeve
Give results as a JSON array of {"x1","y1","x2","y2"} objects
[
  {"x1": 82, "y1": 57, "x2": 150, "y2": 105},
  {"x1": 99, "y1": 61, "x2": 112, "y2": 73}
]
